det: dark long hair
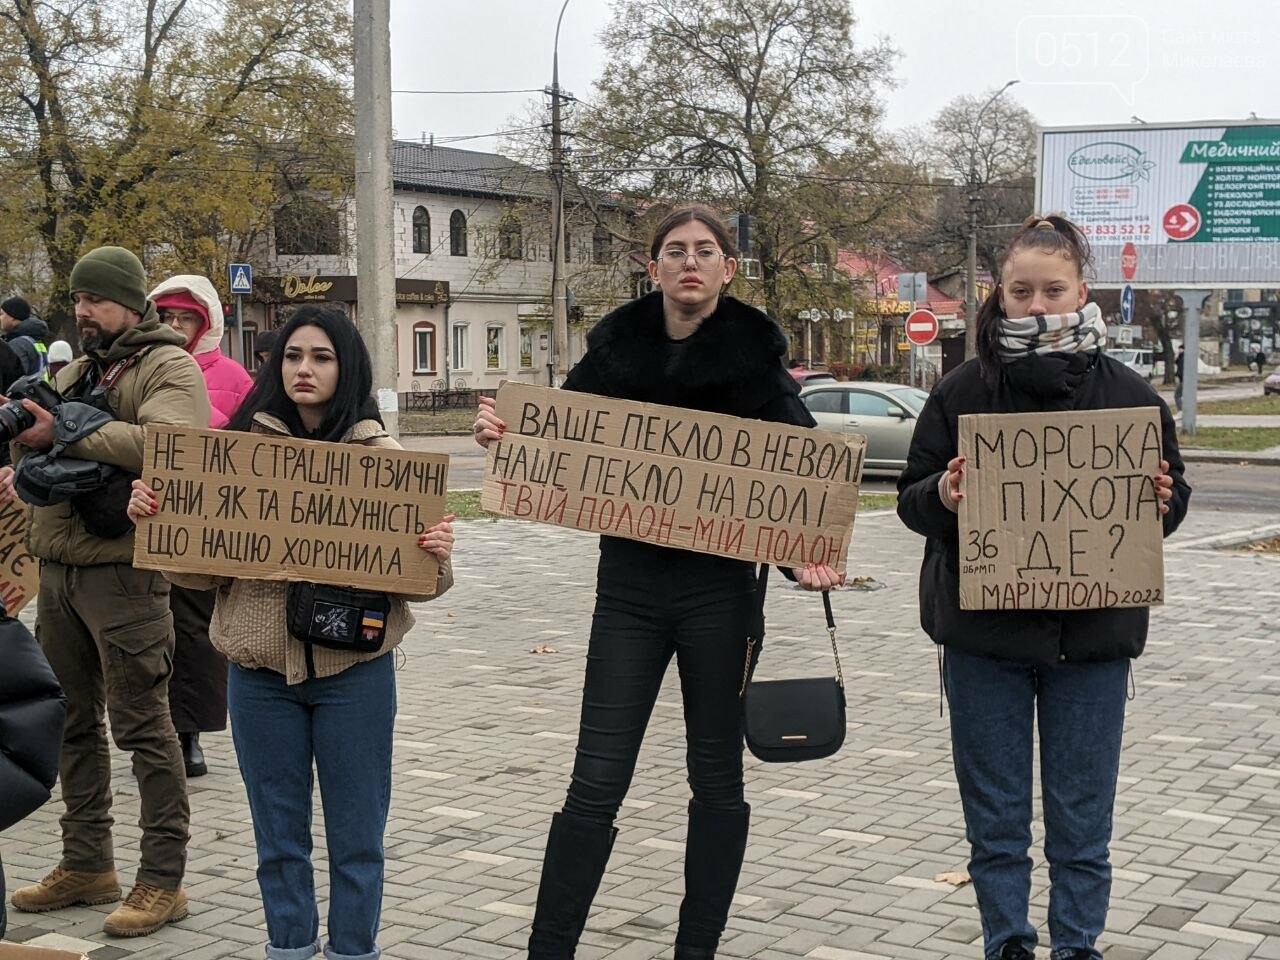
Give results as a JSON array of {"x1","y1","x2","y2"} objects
[
  {"x1": 975, "y1": 213, "x2": 1093, "y2": 383},
  {"x1": 227, "y1": 303, "x2": 380, "y2": 441},
  {"x1": 648, "y1": 203, "x2": 738, "y2": 260}
]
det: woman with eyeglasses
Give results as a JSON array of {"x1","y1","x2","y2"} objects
[{"x1": 475, "y1": 204, "x2": 842, "y2": 960}]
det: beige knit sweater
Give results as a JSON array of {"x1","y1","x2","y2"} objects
[{"x1": 166, "y1": 413, "x2": 453, "y2": 684}]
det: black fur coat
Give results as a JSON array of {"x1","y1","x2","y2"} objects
[{"x1": 563, "y1": 292, "x2": 814, "y2": 427}]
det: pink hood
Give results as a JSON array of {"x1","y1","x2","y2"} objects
[{"x1": 149, "y1": 274, "x2": 253, "y2": 428}]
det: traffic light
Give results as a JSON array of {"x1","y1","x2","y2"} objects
[{"x1": 733, "y1": 213, "x2": 751, "y2": 255}]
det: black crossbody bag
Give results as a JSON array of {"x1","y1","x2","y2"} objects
[
  {"x1": 740, "y1": 565, "x2": 847, "y2": 763},
  {"x1": 285, "y1": 582, "x2": 392, "y2": 678}
]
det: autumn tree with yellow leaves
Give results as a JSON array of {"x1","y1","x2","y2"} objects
[{"x1": 0, "y1": 0, "x2": 354, "y2": 340}]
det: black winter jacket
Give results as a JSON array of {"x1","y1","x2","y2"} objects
[
  {"x1": 0, "y1": 339, "x2": 25, "y2": 468},
  {"x1": 897, "y1": 352, "x2": 1191, "y2": 665},
  {"x1": 0, "y1": 340, "x2": 22, "y2": 395},
  {"x1": 563, "y1": 292, "x2": 815, "y2": 571},
  {"x1": 564, "y1": 292, "x2": 815, "y2": 426},
  {"x1": 5, "y1": 316, "x2": 50, "y2": 378},
  {"x1": 0, "y1": 614, "x2": 66, "y2": 832}
]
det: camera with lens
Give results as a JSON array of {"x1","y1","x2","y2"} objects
[{"x1": 0, "y1": 373, "x2": 65, "y2": 444}]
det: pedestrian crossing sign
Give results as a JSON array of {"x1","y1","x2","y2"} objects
[{"x1": 229, "y1": 263, "x2": 253, "y2": 295}]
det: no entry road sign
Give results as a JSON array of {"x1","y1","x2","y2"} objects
[{"x1": 905, "y1": 309, "x2": 939, "y2": 346}]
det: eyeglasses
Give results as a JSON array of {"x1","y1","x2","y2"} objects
[
  {"x1": 657, "y1": 248, "x2": 724, "y2": 271},
  {"x1": 159, "y1": 310, "x2": 201, "y2": 325}
]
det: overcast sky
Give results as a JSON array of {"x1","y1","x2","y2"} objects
[{"x1": 389, "y1": 0, "x2": 1278, "y2": 150}]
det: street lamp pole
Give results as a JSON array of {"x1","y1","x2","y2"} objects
[
  {"x1": 964, "y1": 79, "x2": 1019, "y2": 361},
  {"x1": 353, "y1": 0, "x2": 398, "y2": 435},
  {"x1": 548, "y1": 0, "x2": 571, "y2": 387}
]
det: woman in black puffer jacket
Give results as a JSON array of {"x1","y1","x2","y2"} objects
[
  {"x1": 898, "y1": 215, "x2": 1190, "y2": 960},
  {"x1": 0, "y1": 609, "x2": 67, "y2": 938}
]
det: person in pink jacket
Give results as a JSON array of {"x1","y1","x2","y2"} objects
[
  {"x1": 151, "y1": 275, "x2": 252, "y2": 427},
  {"x1": 149, "y1": 275, "x2": 253, "y2": 778}
]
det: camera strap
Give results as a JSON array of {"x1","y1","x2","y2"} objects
[
  {"x1": 70, "y1": 347, "x2": 153, "y2": 406},
  {"x1": 97, "y1": 346, "x2": 152, "y2": 391}
]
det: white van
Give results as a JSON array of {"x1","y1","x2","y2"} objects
[{"x1": 1106, "y1": 347, "x2": 1155, "y2": 379}]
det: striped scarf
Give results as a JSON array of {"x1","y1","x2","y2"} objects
[{"x1": 998, "y1": 301, "x2": 1106, "y2": 361}]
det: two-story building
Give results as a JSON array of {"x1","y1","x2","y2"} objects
[
  {"x1": 835, "y1": 251, "x2": 962, "y2": 372},
  {"x1": 243, "y1": 140, "x2": 635, "y2": 391}
]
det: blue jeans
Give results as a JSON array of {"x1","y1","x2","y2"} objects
[
  {"x1": 228, "y1": 655, "x2": 396, "y2": 960},
  {"x1": 943, "y1": 648, "x2": 1128, "y2": 960}
]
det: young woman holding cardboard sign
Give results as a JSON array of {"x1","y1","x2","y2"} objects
[
  {"x1": 128, "y1": 304, "x2": 457, "y2": 960},
  {"x1": 897, "y1": 215, "x2": 1190, "y2": 960},
  {"x1": 475, "y1": 205, "x2": 842, "y2": 959}
]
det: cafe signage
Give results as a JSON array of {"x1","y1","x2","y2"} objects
[{"x1": 254, "y1": 275, "x2": 449, "y2": 305}]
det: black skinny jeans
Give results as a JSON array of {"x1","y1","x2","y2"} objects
[{"x1": 563, "y1": 537, "x2": 758, "y2": 824}]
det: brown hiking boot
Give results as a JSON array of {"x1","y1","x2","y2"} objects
[
  {"x1": 103, "y1": 883, "x2": 188, "y2": 937},
  {"x1": 10, "y1": 867, "x2": 121, "y2": 913}
]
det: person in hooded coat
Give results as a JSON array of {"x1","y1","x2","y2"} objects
[
  {"x1": 148, "y1": 275, "x2": 254, "y2": 778},
  {"x1": 0, "y1": 607, "x2": 67, "y2": 940},
  {"x1": 151, "y1": 276, "x2": 253, "y2": 428}
]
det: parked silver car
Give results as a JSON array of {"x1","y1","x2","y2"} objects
[
  {"x1": 799, "y1": 381, "x2": 930, "y2": 474},
  {"x1": 1265, "y1": 366, "x2": 1280, "y2": 396}
]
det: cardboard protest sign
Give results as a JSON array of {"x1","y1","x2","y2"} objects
[
  {"x1": 133, "y1": 426, "x2": 449, "y2": 594},
  {"x1": 0, "y1": 498, "x2": 40, "y2": 614},
  {"x1": 958, "y1": 407, "x2": 1165, "y2": 611},
  {"x1": 481, "y1": 383, "x2": 865, "y2": 571},
  {"x1": 0, "y1": 946, "x2": 91, "y2": 960}
]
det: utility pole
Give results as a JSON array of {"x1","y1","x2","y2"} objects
[
  {"x1": 548, "y1": 0, "x2": 571, "y2": 387},
  {"x1": 964, "y1": 79, "x2": 1018, "y2": 361},
  {"x1": 353, "y1": 0, "x2": 398, "y2": 436},
  {"x1": 965, "y1": 187, "x2": 979, "y2": 361}
]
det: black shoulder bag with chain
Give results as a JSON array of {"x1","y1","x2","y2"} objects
[{"x1": 740, "y1": 565, "x2": 847, "y2": 763}]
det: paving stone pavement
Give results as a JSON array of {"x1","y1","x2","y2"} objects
[{"x1": 4, "y1": 505, "x2": 1280, "y2": 960}]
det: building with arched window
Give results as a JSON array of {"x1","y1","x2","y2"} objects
[
  {"x1": 248, "y1": 141, "x2": 635, "y2": 393},
  {"x1": 412, "y1": 206, "x2": 430, "y2": 254},
  {"x1": 449, "y1": 209, "x2": 467, "y2": 256}
]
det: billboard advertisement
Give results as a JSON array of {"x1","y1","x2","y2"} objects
[{"x1": 1037, "y1": 122, "x2": 1280, "y2": 287}]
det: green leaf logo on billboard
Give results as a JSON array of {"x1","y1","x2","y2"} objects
[{"x1": 1067, "y1": 142, "x2": 1156, "y2": 182}]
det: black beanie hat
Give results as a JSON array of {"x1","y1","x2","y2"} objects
[
  {"x1": 1, "y1": 296, "x2": 30, "y2": 323},
  {"x1": 68, "y1": 246, "x2": 149, "y2": 315}
]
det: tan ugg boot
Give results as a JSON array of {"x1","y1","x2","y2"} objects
[
  {"x1": 10, "y1": 867, "x2": 122, "y2": 913},
  {"x1": 102, "y1": 883, "x2": 188, "y2": 937}
]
